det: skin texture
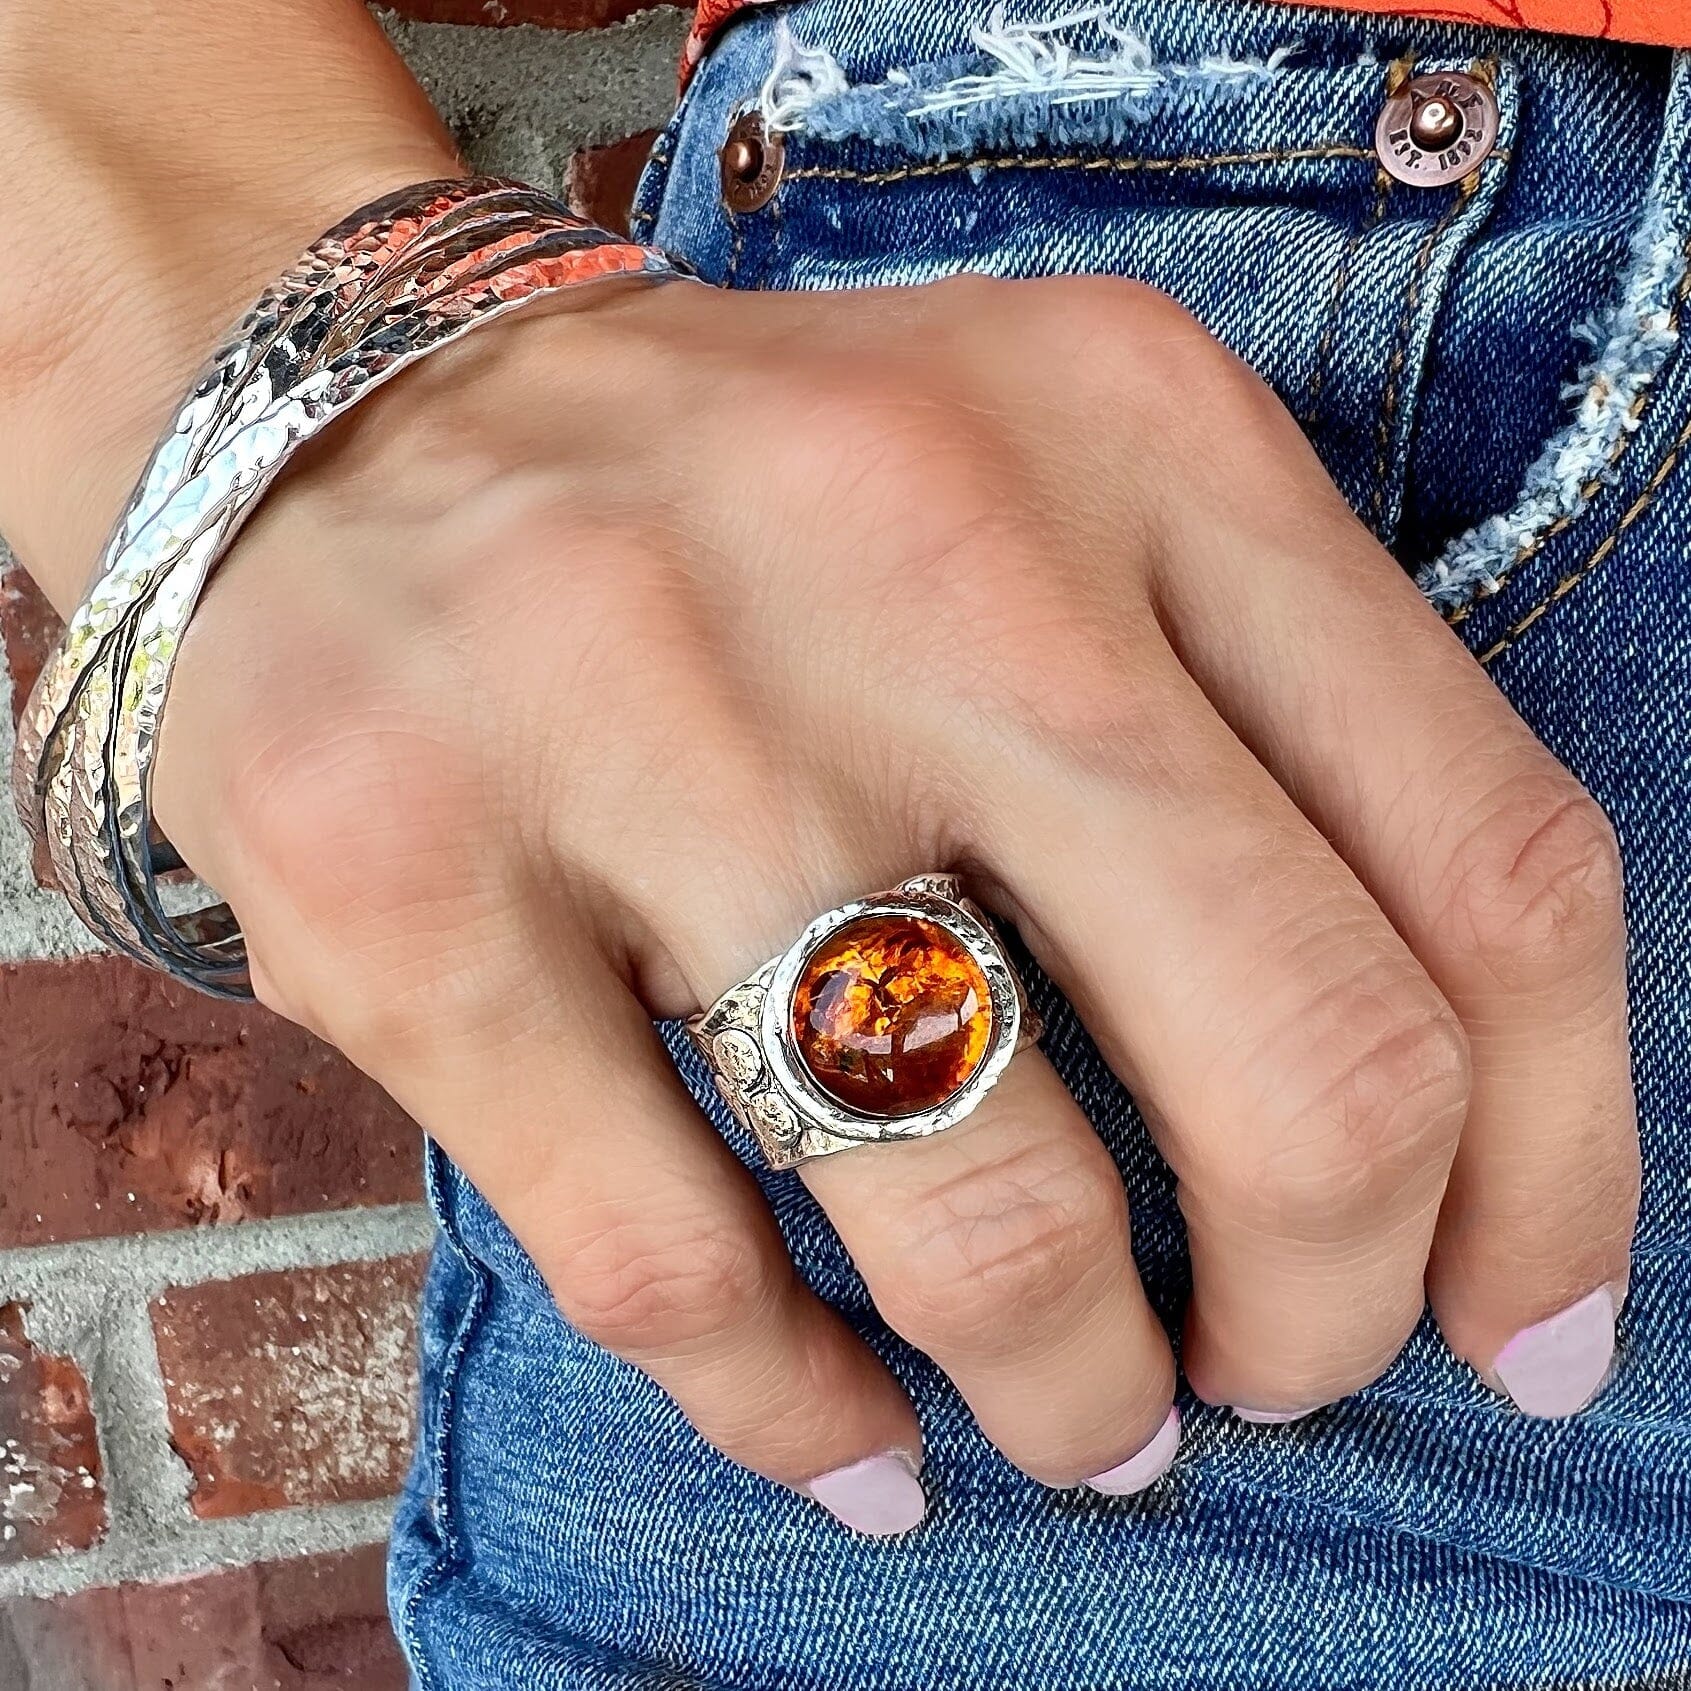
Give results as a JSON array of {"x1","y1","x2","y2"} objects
[{"x1": 0, "y1": 0, "x2": 1640, "y2": 1529}]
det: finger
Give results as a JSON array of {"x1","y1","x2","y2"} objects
[
  {"x1": 257, "y1": 910, "x2": 929, "y2": 1535},
  {"x1": 1160, "y1": 483, "x2": 1637, "y2": 1417},
  {"x1": 971, "y1": 639, "x2": 1471, "y2": 1421},
  {"x1": 662, "y1": 849, "x2": 1181, "y2": 1495},
  {"x1": 804, "y1": 1048, "x2": 1180, "y2": 1494}
]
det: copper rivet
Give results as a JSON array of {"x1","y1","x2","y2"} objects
[
  {"x1": 723, "y1": 137, "x2": 760, "y2": 179},
  {"x1": 1375, "y1": 71, "x2": 1499, "y2": 187},
  {"x1": 1409, "y1": 96, "x2": 1464, "y2": 151},
  {"x1": 721, "y1": 111, "x2": 785, "y2": 213}
]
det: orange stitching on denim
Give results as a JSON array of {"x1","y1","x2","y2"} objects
[
  {"x1": 1371, "y1": 172, "x2": 1478, "y2": 529},
  {"x1": 1304, "y1": 167, "x2": 1392, "y2": 431},
  {"x1": 1448, "y1": 242, "x2": 1691, "y2": 626},
  {"x1": 629, "y1": 133, "x2": 671, "y2": 243},
  {"x1": 725, "y1": 203, "x2": 745, "y2": 287},
  {"x1": 1449, "y1": 390, "x2": 1649, "y2": 626},
  {"x1": 781, "y1": 141, "x2": 1378, "y2": 188},
  {"x1": 1477, "y1": 405, "x2": 1691, "y2": 666}
]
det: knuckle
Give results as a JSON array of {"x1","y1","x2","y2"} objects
[
  {"x1": 227, "y1": 694, "x2": 478, "y2": 924},
  {"x1": 1438, "y1": 778, "x2": 1626, "y2": 989},
  {"x1": 1019, "y1": 271, "x2": 1198, "y2": 343},
  {"x1": 1225, "y1": 990, "x2": 1471, "y2": 1236},
  {"x1": 221, "y1": 696, "x2": 517, "y2": 1067},
  {"x1": 767, "y1": 367, "x2": 979, "y2": 521},
  {"x1": 922, "y1": 269, "x2": 1009, "y2": 322},
  {"x1": 873, "y1": 1136, "x2": 1126, "y2": 1354},
  {"x1": 1016, "y1": 275, "x2": 1252, "y2": 411},
  {"x1": 560, "y1": 1212, "x2": 776, "y2": 1358}
]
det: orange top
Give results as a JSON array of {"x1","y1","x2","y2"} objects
[
  {"x1": 1276, "y1": 0, "x2": 1684, "y2": 40},
  {"x1": 684, "y1": 0, "x2": 1691, "y2": 79}
]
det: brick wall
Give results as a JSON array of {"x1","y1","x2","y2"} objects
[{"x1": 0, "y1": 6, "x2": 686, "y2": 1684}]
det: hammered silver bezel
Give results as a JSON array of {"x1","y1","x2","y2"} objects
[{"x1": 760, "y1": 879, "x2": 1023, "y2": 1151}]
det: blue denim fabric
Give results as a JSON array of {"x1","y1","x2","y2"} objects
[{"x1": 390, "y1": 4, "x2": 1691, "y2": 1685}]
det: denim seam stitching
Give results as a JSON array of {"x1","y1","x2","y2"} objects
[
  {"x1": 726, "y1": 201, "x2": 746, "y2": 286},
  {"x1": 779, "y1": 140, "x2": 1381, "y2": 187},
  {"x1": 1304, "y1": 165, "x2": 1392, "y2": 430},
  {"x1": 1448, "y1": 240, "x2": 1691, "y2": 629},
  {"x1": 761, "y1": 187, "x2": 787, "y2": 286},
  {"x1": 1476, "y1": 400, "x2": 1691, "y2": 666},
  {"x1": 398, "y1": 1154, "x2": 492, "y2": 1689},
  {"x1": 1370, "y1": 172, "x2": 1480, "y2": 531},
  {"x1": 629, "y1": 133, "x2": 673, "y2": 243}
]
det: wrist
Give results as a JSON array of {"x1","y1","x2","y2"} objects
[{"x1": 0, "y1": 0, "x2": 463, "y2": 609}]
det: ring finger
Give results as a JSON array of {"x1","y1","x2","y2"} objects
[
  {"x1": 664, "y1": 860, "x2": 1180, "y2": 1495},
  {"x1": 804, "y1": 1048, "x2": 1180, "y2": 1492}
]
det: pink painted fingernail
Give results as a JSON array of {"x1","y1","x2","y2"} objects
[
  {"x1": 1085, "y1": 1406, "x2": 1181, "y2": 1496},
  {"x1": 1493, "y1": 1286, "x2": 1618, "y2": 1418},
  {"x1": 1232, "y1": 1406, "x2": 1310, "y2": 1425},
  {"x1": 805, "y1": 1453, "x2": 926, "y2": 1536}
]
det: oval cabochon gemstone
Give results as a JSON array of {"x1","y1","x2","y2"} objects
[{"x1": 791, "y1": 915, "x2": 993, "y2": 1117}]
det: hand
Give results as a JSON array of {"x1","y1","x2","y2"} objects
[{"x1": 151, "y1": 274, "x2": 1637, "y2": 1528}]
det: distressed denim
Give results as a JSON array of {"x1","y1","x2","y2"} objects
[{"x1": 390, "y1": 4, "x2": 1691, "y2": 1685}]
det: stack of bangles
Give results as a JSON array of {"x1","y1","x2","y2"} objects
[{"x1": 11, "y1": 177, "x2": 690, "y2": 1000}]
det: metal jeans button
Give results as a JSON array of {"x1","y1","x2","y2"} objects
[
  {"x1": 1375, "y1": 70, "x2": 1500, "y2": 186},
  {"x1": 721, "y1": 110, "x2": 785, "y2": 212}
]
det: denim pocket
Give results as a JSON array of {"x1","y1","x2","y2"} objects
[{"x1": 658, "y1": 12, "x2": 1525, "y2": 544}]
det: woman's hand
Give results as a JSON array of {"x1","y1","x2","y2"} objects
[{"x1": 137, "y1": 273, "x2": 1638, "y2": 1529}]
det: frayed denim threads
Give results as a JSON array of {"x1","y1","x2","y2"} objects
[
  {"x1": 1419, "y1": 194, "x2": 1691, "y2": 613},
  {"x1": 758, "y1": 6, "x2": 1299, "y2": 158}
]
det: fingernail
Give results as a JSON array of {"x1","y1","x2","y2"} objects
[
  {"x1": 1493, "y1": 1286, "x2": 1618, "y2": 1418},
  {"x1": 805, "y1": 1453, "x2": 927, "y2": 1536},
  {"x1": 1231, "y1": 1406, "x2": 1310, "y2": 1425},
  {"x1": 1085, "y1": 1406, "x2": 1181, "y2": 1497}
]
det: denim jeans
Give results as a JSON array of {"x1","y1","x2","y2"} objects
[{"x1": 389, "y1": 4, "x2": 1691, "y2": 1685}]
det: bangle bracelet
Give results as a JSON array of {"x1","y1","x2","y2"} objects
[{"x1": 12, "y1": 176, "x2": 693, "y2": 998}]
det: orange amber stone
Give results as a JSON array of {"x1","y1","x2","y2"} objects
[{"x1": 792, "y1": 916, "x2": 993, "y2": 1117}]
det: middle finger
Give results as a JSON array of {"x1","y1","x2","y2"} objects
[
  {"x1": 663, "y1": 847, "x2": 1179, "y2": 1493},
  {"x1": 972, "y1": 640, "x2": 1473, "y2": 1420}
]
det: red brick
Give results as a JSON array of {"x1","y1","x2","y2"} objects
[
  {"x1": 0, "y1": 558, "x2": 61, "y2": 728},
  {"x1": 151, "y1": 1256, "x2": 428, "y2": 1519},
  {"x1": 568, "y1": 131, "x2": 660, "y2": 236},
  {"x1": 0, "y1": 955, "x2": 422, "y2": 1250},
  {"x1": 0, "y1": 1544, "x2": 408, "y2": 1688},
  {"x1": 1, "y1": 562, "x2": 64, "y2": 888},
  {"x1": 378, "y1": 0, "x2": 655, "y2": 24},
  {"x1": 0, "y1": 1301, "x2": 105, "y2": 1565}
]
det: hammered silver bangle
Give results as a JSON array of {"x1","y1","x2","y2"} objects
[{"x1": 11, "y1": 176, "x2": 692, "y2": 998}]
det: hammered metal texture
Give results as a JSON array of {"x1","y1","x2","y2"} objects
[
  {"x1": 13, "y1": 178, "x2": 691, "y2": 998},
  {"x1": 687, "y1": 878, "x2": 1039, "y2": 1170}
]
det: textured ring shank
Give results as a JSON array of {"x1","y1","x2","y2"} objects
[{"x1": 12, "y1": 177, "x2": 692, "y2": 998}]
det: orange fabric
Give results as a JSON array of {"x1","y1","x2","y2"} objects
[
  {"x1": 1274, "y1": 0, "x2": 1688, "y2": 45},
  {"x1": 682, "y1": 0, "x2": 1691, "y2": 82}
]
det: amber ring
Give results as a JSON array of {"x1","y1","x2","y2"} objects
[{"x1": 687, "y1": 875, "x2": 1041, "y2": 1170}]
